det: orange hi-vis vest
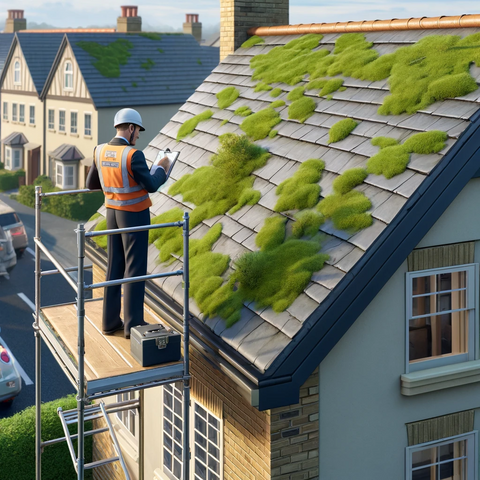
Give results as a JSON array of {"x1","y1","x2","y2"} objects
[{"x1": 95, "y1": 143, "x2": 152, "y2": 212}]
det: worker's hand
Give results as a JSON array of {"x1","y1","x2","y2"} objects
[{"x1": 157, "y1": 156, "x2": 172, "y2": 173}]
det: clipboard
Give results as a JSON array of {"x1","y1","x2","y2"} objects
[{"x1": 153, "y1": 148, "x2": 180, "y2": 179}]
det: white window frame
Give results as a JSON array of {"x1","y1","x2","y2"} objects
[
  {"x1": 13, "y1": 148, "x2": 21, "y2": 169},
  {"x1": 29, "y1": 105, "x2": 35, "y2": 125},
  {"x1": 3, "y1": 102, "x2": 8, "y2": 121},
  {"x1": 59, "y1": 109, "x2": 66, "y2": 132},
  {"x1": 161, "y1": 384, "x2": 223, "y2": 480},
  {"x1": 406, "y1": 264, "x2": 477, "y2": 373},
  {"x1": 70, "y1": 110, "x2": 78, "y2": 134},
  {"x1": 19, "y1": 103, "x2": 25, "y2": 123},
  {"x1": 406, "y1": 432, "x2": 477, "y2": 480},
  {"x1": 84, "y1": 112, "x2": 92, "y2": 136},
  {"x1": 48, "y1": 109, "x2": 55, "y2": 130},
  {"x1": 12, "y1": 103, "x2": 17, "y2": 122},
  {"x1": 13, "y1": 60, "x2": 20, "y2": 85},
  {"x1": 55, "y1": 161, "x2": 76, "y2": 189},
  {"x1": 4, "y1": 146, "x2": 11, "y2": 169},
  {"x1": 116, "y1": 391, "x2": 139, "y2": 439},
  {"x1": 64, "y1": 61, "x2": 73, "y2": 90}
]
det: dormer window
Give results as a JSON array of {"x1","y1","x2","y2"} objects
[
  {"x1": 64, "y1": 61, "x2": 73, "y2": 90},
  {"x1": 13, "y1": 60, "x2": 20, "y2": 85}
]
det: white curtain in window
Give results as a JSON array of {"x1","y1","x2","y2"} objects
[
  {"x1": 14, "y1": 61, "x2": 20, "y2": 84},
  {"x1": 64, "y1": 62, "x2": 73, "y2": 89}
]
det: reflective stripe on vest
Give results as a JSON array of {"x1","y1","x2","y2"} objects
[
  {"x1": 106, "y1": 194, "x2": 150, "y2": 207},
  {"x1": 95, "y1": 144, "x2": 143, "y2": 194}
]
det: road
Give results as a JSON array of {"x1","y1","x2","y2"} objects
[{"x1": 0, "y1": 193, "x2": 92, "y2": 418}]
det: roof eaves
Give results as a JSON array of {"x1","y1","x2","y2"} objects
[{"x1": 255, "y1": 113, "x2": 480, "y2": 410}]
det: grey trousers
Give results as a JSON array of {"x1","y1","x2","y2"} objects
[{"x1": 103, "y1": 207, "x2": 150, "y2": 334}]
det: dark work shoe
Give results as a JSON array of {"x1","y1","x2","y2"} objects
[
  {"x1": 125, "y1": 321, "x2": 149, "y2": 339},
  {"x1": 103, "y1": 322, "x2": 124, "y2": 336}
]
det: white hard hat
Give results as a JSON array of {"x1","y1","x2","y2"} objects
[{"x1": 114, "y1": 108, "x2": 145, "y2": 131}]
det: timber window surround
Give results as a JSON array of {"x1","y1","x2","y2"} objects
[
  {"x1": 12, "y1": 103, "x2": 17, "y2": 122},
  {"x1": 64, "y1": 61, "x2": 73, "y2": 90},
  {"x1": 19, "y1": 104, "x2": 25, "y2": 123},
  {"x1": 84, "y1": 113, "x2": 92, "y2": 136},
  {"x1": 59, "y1": 110, "x2": 66, "y2": 132},
  {"x1": 2, "y1": 102, "x2": 7, "y2": 121},
  {"x1": 29, "y1": 105, "x2": 35, "y2": 125},
  {"x1": 406, "y1": 432, "x2": 477, "y2": 480},
  {"x1": 48, "y1": 109, "x2": 54, "y2": 130},
  {"x1": 70, "y1": 111, "x2": 77, "y2": 134},
  {"x1": 13, "y1": 60, "x2": 20, "y2": 85},
  {"x1": 406, "y1": 264, "x2": 476, "y2": 373}
]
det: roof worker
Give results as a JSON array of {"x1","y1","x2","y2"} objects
[{"x1": 86, "y1": 108, "x2": 171, "y2": 339}]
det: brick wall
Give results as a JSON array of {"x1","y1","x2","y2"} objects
[
  {"x1": 271, "y1": 369, "x2": 319, "y2": 479},
  {"x1": 220, "y1": 0, "x2": 289, "y2": 60}
]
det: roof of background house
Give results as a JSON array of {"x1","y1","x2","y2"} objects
[
  {"x1": 0, "y1": 33, "x2": 14, "y2": 75},
  {"x1": 87, "y1": 16, "x2": 480, "y2": 409},
  {"x1": 2, "y1": 131, "x2": 28, "y2": 145},
  {"x1": 49, "y1": 143, "x2": 84, "y2": 161},
  {"x1": 42, "y1": 32, "x2": 219, "y2": 109},
  {"x1": 13, "y1": 33, "x2": 64, "y2": 95}
]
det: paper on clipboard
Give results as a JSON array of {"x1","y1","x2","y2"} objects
[{"x1": 153, "y1": 149, "x2": 180, "y2": 179}]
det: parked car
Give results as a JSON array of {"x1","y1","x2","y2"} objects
[
  {"x1": 0, "y1": 328, "x2": 22, "y2": 406},
  {"x1": 0, "y1": 200, "x2": 28, "y2": 256},
  {"x1": 0, "y1": 225, "x2": 16, "y2": 277}
]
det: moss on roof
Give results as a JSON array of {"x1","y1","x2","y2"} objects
[
  {"x1": 287, "y1": 86, "x2": 305, "y2": 101},
  {"x1": 271, "y1": 100, "x2": 285, "y2": 108},
  {"x1": 176, "y1": 110, "x2": 213, "y2": 141},
  {"x1": 241, "y1": 35, "x2": 265, "y2": 48},
  {"x1": 288, "y1": 97, "x2": 316, "y2": 123},
  {"x1": 332, "y1": 168, "x2": 367, "y2": 195},
  {"x1": 234, "y1": 106, "x2": 252, "y2": 116},
  {"x1": 292, "y1": 210, "x2": 325, "y2": 238},
  {"x1": 319, "y1": 78, "x2": 344, "y2": 97},
  {"x1": 220, "y1": 119, "x2": 228, "y2": 126},
  {"x1": 141, "y1": 58, "x2": 155, "y2": 70},
  {"x1": 137, "y1": 32, "x2": 162, "y2": 41},
  {"x1": 216, "y1": 86, "x2": 240, "y2": 109},
  {"x1": 76, "y1": 38, "x2": 133, "y2": 78},
  {"x1": 367, "y1": 130, "x2": 447, "y2": 178},
  {"x1": 240, "y1": 107, "x2": 282, "y2": 140},
  {"x1": 274, "y1": 159, "x2": 325, "y2": 212},
  {"x1": 328, "y1": 118, "x2": 359, "y2": 143},
  {"x1": 93, "y1": 218, "x2": 107, "y2": 250},
  {"x1": 254, "y1": 82, "x2": 273, "y2": 92},
  {"x1": 270, "y1": 88, "x2": 283, "y2": 97},
  {"x1": 269, "y1": 129, "x2": 278, "y2": 138}
]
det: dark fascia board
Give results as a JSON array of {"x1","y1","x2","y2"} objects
[
  {"x1": 39, "y1": 34, "x2": 68, "y2": 101},
  {"x1": 0, "y1": 35, "x2": 18, "y2": 91},
  {"x1": 254, "y1": 114, "x2": 480, "y2": 410}
]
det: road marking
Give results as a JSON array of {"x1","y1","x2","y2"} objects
[
  {"x1": 26, "y1": 247, "x2": 35, "y2": 260},
  {"x1": 17, "y1": 292, "x2": 36, "y2": 312}
]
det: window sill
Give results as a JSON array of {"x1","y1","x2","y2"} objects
[
  {"x1": 59, "y1": 131, "x2": 66, "y2": 135},
  {"x1": 2, "y1": 119, "x2": 8, "y2": 123},
  {"x1": 113, "y1": 423, "x2": 139, "y2": 463},
  {"x1": 29, "y1": 123, "x2": 35, "y2": 127},
  {"x1": 18, "y1": 122, "x2": 25, "y2": 126},
  {"x1": 48, "y1": 129, "x2": 56, "y2": 133},
  {"x1": 84, "y1": 135, "x2": 92, "y2": 139},
  {"x1": 401, "y1": 360, "x2": 480, "y2": 396},
  {"x1": 70, "y1": 133, "x2": 79, "y2": 138}
]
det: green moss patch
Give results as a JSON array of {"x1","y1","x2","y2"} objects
[
  {"x1": 149, "y1": 208, "x2": 184, "y2": 263},
  {"x1": 137, "y1": 32, "x2": 162, "y2": 40},
  {"x1": 241, "y1": 35, "x2": 265, "y2": 48},
  {"x1": 168, "y1": 134, "x2": 270, "y2": 229},
  {"x1": 328, "y1": 118, "x2": 358, "y2": 143},
  {"x1": 287, "y1": 86, "x2": 305, "y2": 101},
  {"x1": 269, "y1": 129, "x2": 278, "y2": 138},
  {"x1": 367, "y1": 130, "x2": 447, "y2": 178},
  {"x1": 77, "y1": 39, "x2": 133, "y2": 78},
  {"x1": 141, "y1": 58, "x2": 155, "y2": 70},
  {"x1": 319, "y1": 78, "x2": 344, "y2": 97},
  {"x1": 254, "y1": 82, "x2": 273, "y2": 92},
  {"x1": 234, "y1": 106, "x2": 253, "y2": 116},
  {"x1": 250, "y1": 33, "x2": 326, "y2": 86},
  {"x1": 288, "y1": 97, "x2": 316, "y2": 123},
  {"x1": 270, "y1": 88, "x2": 282, "y2": 97},
  {"x1": 305, "y1": 78, "x2": 327, "y2": 91},
  {"x1": 275, "y1": 159, "x2": 325, "y2": 211},
  {"x1": 318, "y1": 168, "x2": 372, "y2": 232},
  {"x1": 271, "y1": 100, "x2": 285, "y2": 108},
  {"x1": 216, "y1": 86, "x2": 240, "y2": 109},
  {"x1": 256, "y1": 216, "x2": 287, "y2": 251},
  {"x1": 176, "y1": 110, "x2": 213, "y2": 141},
  {"x1": 292, "y1": 210, "x2": 325, "y2": 238},
  {"x1": 240, "y1": 107, "x2": 281, "y2": 140},
  {"x1": 93, "y1": 218, "x2": 107, "y2": 250},
  {"x1": 220, "y1": 119, "x2": 229, "y2": 126},
  {"x1": 157, "y1": 48, "x2": 164, "y2": 53}
]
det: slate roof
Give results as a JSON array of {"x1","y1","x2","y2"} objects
[
  {"x1": 15, "y1": 33, "x2": 64, "y2": 95},
  {"x1": 59, "y1": 33, "x2": 219, "y2": 109},
  {"x1": 2, "y1": 131, "x2": 28, "y2": 145},
  {"x1": 86, "y1": 24, "x2": 480, "y2": 407},
  {"x1": 49, "y1": 144, "x2": 84, "y2": 161},
  {"x1": 0, "y1": 34, "x2": 14, "y2": 75}
]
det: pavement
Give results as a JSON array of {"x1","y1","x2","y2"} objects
[{"x1": 0, "y1": 192, "x2": 93, "y2": 418}]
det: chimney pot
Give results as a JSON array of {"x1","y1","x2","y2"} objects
[
  {"x1": 183, "y1": 13, "x2": 202, "y2": 43},
  {"x1": 6, "y1": 9, "x2": 26, "y2": 32},
  {"x1": 118, "y1": 6, "x2": 141, "y2": 32}
]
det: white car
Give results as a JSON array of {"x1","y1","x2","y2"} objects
[
  {"x1": 0, "y1": 225, "x2": 16, "y2": 278},
  {"x1": 0, "y1": 329, "x2": 22, "y2": 406}
]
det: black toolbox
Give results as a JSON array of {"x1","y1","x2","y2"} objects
[{"x1": 130, "y1": 324, "x2": 181, "y2": 367}]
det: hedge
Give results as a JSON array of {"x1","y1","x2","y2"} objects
[
  {"x1": 13, "y1": 176, "x2": 104, "y2": 221},
  {"x1": 0, "y1": 395, "x2": 93, "y2": 479},
  {"x1": 0, "y1": 169, "x2": 25, "y2": 192}
]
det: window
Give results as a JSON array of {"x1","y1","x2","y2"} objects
[
  {"x1": 70, "y1": 111, "x2": 77, "y2": 134},
  {"x1": 13, "y1": 149, "x2": 21, "y2": 169},
  {"x1": 3, "y1": 102, "x2": 7, "y2": 121},
  {"x1": 64, "y1": 61, "x2": 73, "y2": 90},
  {"x1": 84, "y1": 113, "x2": 92, "y2": 136},
  {"x1": 116, "y1": 391, "x2": 137, "y2": 437},
  {"x1": 56, "y1": 163, "x2": 62, "y2": 186},
  {"x1": 48, "y1": 109, "x2": 54, "y2": 130},
  {"x1": 13, "y1": 60, "x2": 20, "y2": 84},
  {"x1": 59, "y1": 110, "x2": 65, "y2": 132},
  {"x1": 55, "y1": 162, "x2": 76, "y2": 189},
  {"x1": 29, "y1": 105, "x2": 35, "y2": 125},
  {"x1": 407, "y1": 433, "x2": 476, "y2": 480},
  {"x1": 19, "y1": 104, "x2": 24, "y2": 123},
  {"x1": 162, "y1": 384, "x2": 223, "y2": 480},
  {"x1": 12, "y1": 103, "x2": 17, "y2": 122},
  {"x1": 407, "y1": 265, "x2": 476, "y2": 372},
  {"x1": 4, "y1": 147, "x2": 11, "y2": 169}
]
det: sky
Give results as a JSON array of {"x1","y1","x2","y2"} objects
[{"x1": 0, "y1": 0, "x2": 480, "y2": 32}]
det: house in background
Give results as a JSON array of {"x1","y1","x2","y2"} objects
[{"x1": 82, "y1": 3, "x2": 480, "y2": 480}]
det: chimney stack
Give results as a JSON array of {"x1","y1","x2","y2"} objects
[
  {"x1": 5, "y1": 10, "x2": 26, "y2": 33},
  {"x1": 220, "y1": 0, "x2": 288, "y2": 60},
  {"x1": 117, "y1": 5, "x2": 141, "y2": 33},
  {"x1": 183, "y1": 14, "x2": 202, "y2": 44}
]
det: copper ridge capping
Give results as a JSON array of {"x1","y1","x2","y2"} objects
[
  {"x1": 21, "y1": 28, "x2": 116, "y2": 33},
  {"x1": 247, "y1": 13, "x2": 480, "y2": 36}
]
